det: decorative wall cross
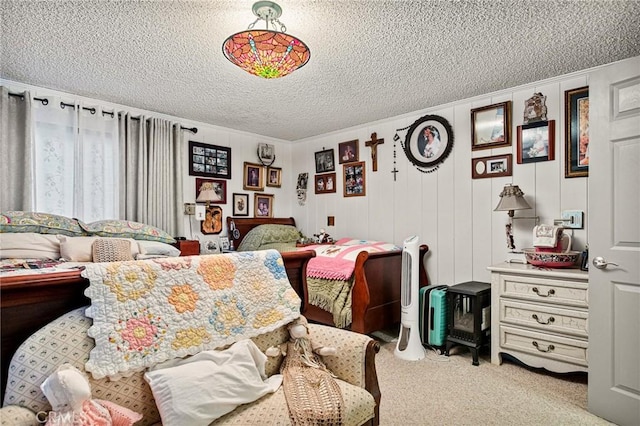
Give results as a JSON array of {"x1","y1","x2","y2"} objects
[{"x1": 365, "y1": 132, "x2": 384, "y2": 171}]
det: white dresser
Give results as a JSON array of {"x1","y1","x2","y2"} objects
[{"x1": 488, "y1": 262, "x2": 589, "y2": 373}]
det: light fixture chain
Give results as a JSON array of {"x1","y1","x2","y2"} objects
[
  {"x1": 274, "y1": 19, "x2": 286, "y2": 32},
  {"x1": 247, "y1": 17, "x2": 260, "y2": 30}
]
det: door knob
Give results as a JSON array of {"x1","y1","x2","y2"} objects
[{"x1": 592, "y1": 256, "x2": 619, "y2": 269}]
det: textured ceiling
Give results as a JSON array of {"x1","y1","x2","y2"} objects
[{"x1": 2, "y1": 1, "x2": 639, "y2": 141}]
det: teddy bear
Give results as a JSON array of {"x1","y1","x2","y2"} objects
[{"x1": 40, "y1": 363, "x2": 142, "y2": 426}]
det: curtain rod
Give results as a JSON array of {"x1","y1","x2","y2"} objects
[
  {"x1": 8, "y1": 91, "x2": 48, "y2": 105},
  {"x1": 8, "y1": 91, "x2": 198, "y2": 134}
]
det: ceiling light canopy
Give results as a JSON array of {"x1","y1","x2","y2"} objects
[{"x1": 222, "y1": 1, "x2": 310, "y2": 79}]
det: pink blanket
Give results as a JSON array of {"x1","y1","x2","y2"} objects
[{"x1": 299, "y1": 239, "x2": 400, "y2": 280}]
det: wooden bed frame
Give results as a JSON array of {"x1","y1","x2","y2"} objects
[
  {"x1": 226, "y1": 217, "x2": 430, "y2": 335},
  {"x1": 0, "y1": 250, "x2": 316, "y2": 403}
]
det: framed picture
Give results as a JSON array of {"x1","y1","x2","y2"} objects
[
  {"x1": 517, "y1": 120, "x2": 555, "y2": 164},
  {"x1": 257, "y1": 143, "x2": 275, "y2": 166},
  {"x1": 472, "y1": 154, "x2": 513, "y2": 179},
  {"x1": 195, "y1": 178, "x2": 226, "y2": 204},
  {"x1": 201, "y1": 205, "x2": 223, "y2": 234},
  {"x1": 565, "y1": 86, "x2": 589, "y2": 178},
  {"x1": 403, "y1": 114, "x2": 454, "y2": 168},
  {"x1": 266, "y1": 167, "x2": 282, "y2": 187},
  {"x1": 343, "y1": 162, "x2": 366, "y2": 197},
  {"x1": 254, "y1": 193, "x2": 274, "y2": 218},
  {"x1": 243, "y1": 162, "x2": 264, "y2": 191},
  {"x1": 201, "y1": 238, "x2": 220, "y2": 254},
  {"x1": 315, "y1": 173, "x2": 337, "y2": 194},
  {"x1": 188, "y1": 141, "x2": 231, "y2": 179},
  {"x1": 338, "y1": 139, "x2": 359, "y2": 164},
  {"x1": 314, "y1": 149, "x2": 335, "y2": 173},
  {"x1": 219, "y1": 236, "x2": 230, "y2": 251},
  {"x1": 232, "y1": 193, "x2": 249, "y2": 216},
  {"x1": 471, "y1": 101, "x2": 512, "y2": 150},
  {"x1": 296, "y1": 172, "x2": 309, "y2": 190}
]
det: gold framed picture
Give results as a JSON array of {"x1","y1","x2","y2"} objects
[
  {"x1": 266, "y1": 167, "x2": 282, "y2": 187},
  {"x1": 243, "y1": 162, "x2": 264, "y2": 191},
  {"x1": 254, "y1": 193, "x2": 274, "y2": 217}
]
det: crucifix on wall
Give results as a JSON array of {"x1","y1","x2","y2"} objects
[{"x1": 365, "y1": 132, "x2": 384, "y2": 171}]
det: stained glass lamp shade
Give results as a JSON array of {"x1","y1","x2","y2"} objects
[{"x1": 222, "y1": 2, "x2": 310, "y2": 79}]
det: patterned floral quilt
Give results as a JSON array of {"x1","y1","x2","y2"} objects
[{"x1": 82, "y1": 250, "x2": 301, "y2": 379}]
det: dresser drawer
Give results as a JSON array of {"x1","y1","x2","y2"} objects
[
  {"x1": 500, "y1": 325, "x2": 588, "y2": 367},
  {"x1": 498, "y1": 274, "x2": 588, "y2": 308},
  {"x1": 500, "y1": 299, "x2": 588, "y2": 338}
]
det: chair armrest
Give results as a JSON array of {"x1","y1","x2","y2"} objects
[
  {"x1": 308, "y1": 324, "x2": 380, "y2": 386},
  {"x1": 309, "y1": 324, "x2": 381, "y2": 425},
  {"x1": 0, "y1": 405, "x2": 39, "y2": 426}
]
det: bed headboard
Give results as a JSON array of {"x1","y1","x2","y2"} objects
[{"x1": 226, "y1": 217, "x2": 297, "y2": 248}]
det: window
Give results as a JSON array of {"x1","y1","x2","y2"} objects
[{"x1": 32, "y1": 101, "x2": 119, "y2": 222}]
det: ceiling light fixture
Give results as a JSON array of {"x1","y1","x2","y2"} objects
[{"x1": 222, "y1": 1, "x2": 310, "y2": 79}]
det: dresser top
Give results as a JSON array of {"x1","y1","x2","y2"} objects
[{"x1": 488, "y1": 261, "x2": 589, "y2": 280}]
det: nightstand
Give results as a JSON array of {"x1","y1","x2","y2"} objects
[
  {"x1": 172, "y1": 240, "x2": 200, "y2": 256},
  {"x1": 488, "y1": 262, "x2": 588, "y2": 373}
]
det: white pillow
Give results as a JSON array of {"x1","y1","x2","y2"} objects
[
  {"x1": 136, "y1": 240, "x2": 180, "y2": 257},
  {"x1": 58, "y1": 236, "x2": 140, "y2": 262},
  {"x1": 144, "y1": 340, "x2": 282, "y2": 426},
  {"x1": 0, "y1": 233, "x2": 61, "y2": 259}
]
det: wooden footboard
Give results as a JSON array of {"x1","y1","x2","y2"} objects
[
  {"x1": 302, "y1": 244, "x2": 429, "y2": 335},
  {"x1": 0, "y1": 251, "x2": 314, "y2": 403}
]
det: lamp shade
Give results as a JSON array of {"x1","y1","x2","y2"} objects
[
  {"x1": 222, "y1": 30, "x2": 310, "y2": 79},
  {"x1": 494, "y1": 184, "x2": 531, "y2": 214}
]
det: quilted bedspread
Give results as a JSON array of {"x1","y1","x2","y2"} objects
[{"x1": 82, "y1": 250, "x2": 301, "y2": 379}]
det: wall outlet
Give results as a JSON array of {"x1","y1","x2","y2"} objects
[
  {"x1": 184, "y1": 203, "x2": 196, "y2": 215},
  {"x1": 561, "y1": 210, "x2": 584, "y2": 229}
]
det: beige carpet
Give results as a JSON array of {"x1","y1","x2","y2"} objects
[{"x1": 372, "y1": 334, "x2": 613, "y2": 426}]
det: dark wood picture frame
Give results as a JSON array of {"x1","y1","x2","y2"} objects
[
  {"x1": 195, "y1": 178, "x2": 227, "y2": 204},
  {"x1": 232, "y1": 193, "x2": 249, "y2": 216},
  {"x1": 338, "y1": 139, "x2": 359, "y2": 164},
  {"x1": 471, "y1": 101, "x2": 512, "y2": 150},
  {"x1": 565, "y1": 86, "x2": 589, "y2": 178},
  {"x1": 517, "y1": 120, "x2": 555, "y2": 164},
  {"x1": 201, "y1": 205, "x2": 223, "y2": 234},
  {"x1": 243, "y1": 162, "x2": 264, "y2": 191},
  {"x1": 266, "y1": 167, "x2": 282, "y2": 188},
  {"x1": 315, "y1": 149, "x2": 335, "y2": 173},
  {"x1": 472, "y1": 154, "x2": 513, "y2": 179},
  {"x1": 254, "y1": 193, "x2": 274, "y2": 218},
  {"x1": 343, "y1": 161, "x2": 366, "y2": 197},
  {"x1": 314, "y1": 173, "x2": 337, "y2": 194},
  {"x1": 188, "y1": 141, "x2": 231, "y2": 179}
]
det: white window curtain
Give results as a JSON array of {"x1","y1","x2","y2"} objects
[
  {"x1": 0, "y1": 87, "x2": 33, "y2": 211},
  {"x1": 32, "y1": 99, "x2": 119, "y2": 222}
]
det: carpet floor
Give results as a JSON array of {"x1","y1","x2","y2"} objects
[{"x1": 372, "y1": 332, "x2": 613, "y2": 426}]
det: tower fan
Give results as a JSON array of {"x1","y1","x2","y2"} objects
[{"x1": 394, "y1": 236, "x2": 426, "y2": 360}]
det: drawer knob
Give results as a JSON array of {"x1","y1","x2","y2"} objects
[
  {"x1": 532, "y1": 341, "x2": 555, "y2": 353},
  {"x1": 532, "y1": 314, "x2": 555, "y2": 325},
  {"x1": 532, "y1": 287, "x2": 555, "y2": 297}
]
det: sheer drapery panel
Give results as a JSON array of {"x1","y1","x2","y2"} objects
[{"x1": 32, "y1": 99, "x2": 119, "y2": 222}]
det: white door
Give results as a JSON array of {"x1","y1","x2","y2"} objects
[{"x1": 588, "y1": 55, "x2": 640, "y2": 426}]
